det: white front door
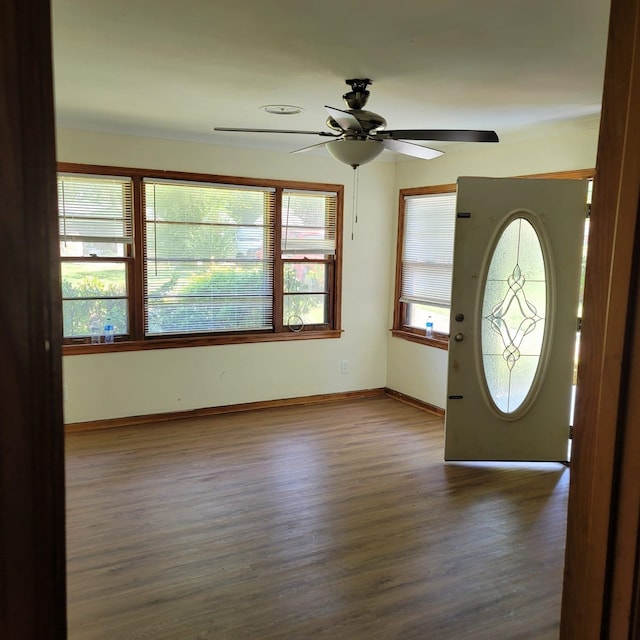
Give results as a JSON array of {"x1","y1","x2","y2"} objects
[{"x1": 444, "y1": 177, "x2": 587, "y2": 461}]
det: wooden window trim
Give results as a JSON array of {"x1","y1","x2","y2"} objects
[
  {"x1": 393, "y1": 169, "x2": 595, "y2": 350},
  {"x1": 390, "y1": 328, "x2": 449, "y2": 350},
  {"x1": 63, "y1": 328, "x2": 343, "y2": 354},
  {"x1": 58, "y1": 163, "x2": 343, "y2": 354},
  {"x1": 131, "y1": 175, "x2": 145, "y2": 338}
]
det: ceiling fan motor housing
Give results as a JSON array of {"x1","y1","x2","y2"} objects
[{"x1": 326, "y1": 109, "x2": 387, "y2": 135}]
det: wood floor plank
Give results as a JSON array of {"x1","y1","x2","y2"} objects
[{"x1": 65, "y1": 396, "x2": 568, "y2": 639}]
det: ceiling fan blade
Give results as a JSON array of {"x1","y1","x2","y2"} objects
[
  {"x1": 214, "y1": 127, "x2": 338, "y2": 137},
  {"x1": 375, "y1": 129, "x2": 499, "y2": 143},
  {"x1": 382, "y1": 139, "x2": 444, "y2": 160},
  {"x1": 291, "y1": 140, "x2": 331, "y2": 154},
  {"x1": 324, "y1": 106, "x2": 363, "y2": 133}
]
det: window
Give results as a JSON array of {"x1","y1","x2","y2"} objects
[
  {"x1": 281, "y1": 189, "x2": 338, "y2": 329},
  {"x1": 393, "y1": 186, "x2": 456, "y2": 346},
  {"x1": 58, "y1": 173, "x2": 133, "y2": 340},
  {"x1": 58, "y1": 165, "x2": 343, "y2": 351},
  {"x1": 143, "y1": 179, "x2": 275, "y2": 336}
]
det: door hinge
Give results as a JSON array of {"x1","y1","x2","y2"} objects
[
  {"x1": 577, "y1": 317, "x2": 582, "y2": 332},
  {"x1": 586, "y1": 202, "x2": 591, "y2": 218},
  {"x1": 569, "y1": 425, "x2": 574, "y2": 440}
]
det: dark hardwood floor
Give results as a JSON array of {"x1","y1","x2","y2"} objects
[{"x1": 65, "y1": 396, "x2": 568, "y2": 639}]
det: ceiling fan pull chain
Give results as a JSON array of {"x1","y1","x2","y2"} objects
[
  {"x1": 351, "y1": 167, "x2": 360, "y2": 240},
  {"x1": 355, "y1": 167, "x2": 359, "y2": 225}
]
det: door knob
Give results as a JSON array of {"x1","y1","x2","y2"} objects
[{"x1": 454, "y1": 333, "x2": 464, "y2": 342}]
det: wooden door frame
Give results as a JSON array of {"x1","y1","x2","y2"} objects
[
  {"x1": 561, "y1": 0, "x2": 640, "y2": 637},
  {"x1": 0, "y1": 0, "x2": 67, "y2": 637},
  {"x1": 1, "y1": 0, "x2": 639, "y2": 637}
]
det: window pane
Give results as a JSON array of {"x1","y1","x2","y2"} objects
[
  {"x1": 144, "y1": 180, "x2": 275, "y2": 335},
  {"x1": 61, "y1": 262, "x2": 127, "y2": 298},
  {"x1": 400, "y1": 192, "x2": 456, "y2": 308},
  {"x1": 146, "y1": 261, "x2": 273, "y2": 335},
  {"x1": 281, "y1": 190, "x2": 337, "y2": 256},
  {"x1": 146, "y1": 261, "x2": 271, "y2": 297},
  {"x1": 60, "y1": 240, "x2": 126, "y2": 258},
  {"x1": 407, "y1": 303, "x2": 450, "y2": 334},
  {"x1": 481, "y1": 217, "x2": 547, "y2": 415},
  {"x1": 146, "y1": 221, "x2": 268, "y2": 262},
  {"x1": 284, "y1": 294, "x2": 328, "y2": 326},
  {"x1": 61, "y1": 261, "x2": 128, "y2": 339},
  {"x1": 57, "y1": 174, "x2": 133, "y2": 243},
  {"x1": 284, "y1": 263, "x2": 327, "y2": 293},
  {"x1": 147, "y1": 296, "x2": 272, "y2": 335},
  {"x1": 62, "y1": 298, "x2": 128, "y2": 338},
  {"x1": 401, "y1": 263, "x2": 453, "y2": 308}
]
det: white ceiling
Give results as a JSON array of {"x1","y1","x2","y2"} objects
[{"x1": 51, "y1": 0, "x2": 611, "y2": 160}]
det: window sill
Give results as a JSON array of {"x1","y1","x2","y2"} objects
[
  {"x1": 391, "y1": 329, "x2": 449, "y2": 350},
  {"x1": 63, "y1": 329, "x2": 343, "y2": 355}
]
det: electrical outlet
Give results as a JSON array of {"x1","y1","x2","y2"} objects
[{"x1": 340, "y1": 360, "x2": 349, "y2": 374}]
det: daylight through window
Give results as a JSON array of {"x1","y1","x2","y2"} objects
[
  {"x1": 394, "y1": 188, "x2": 456, "y2": 340},
  {"x1": 58, "y1": 166, "x2": 343, "y2": 350}
]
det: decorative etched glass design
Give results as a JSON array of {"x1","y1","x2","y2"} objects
[{"x1": 481, "y1": 217, "x2": 547, "y2": 414}]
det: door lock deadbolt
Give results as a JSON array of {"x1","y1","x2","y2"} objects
[{"x1": 455, "y1": 313, "x2": 465, "y2": 322}]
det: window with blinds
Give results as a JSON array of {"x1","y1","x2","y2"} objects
[
  {"x1": 401, "y1": 192, "x2": 456, "y2": 306},
  {"x1": 144, "y1": 179, "x2": 276, "y2": 335},
  {"x1": 395, "y1": 189, "x2": 456, "y2": 336},
  {"x1": 57, "y1": 165, "x2": 343, "y2": 348},
  {"x1": 281, "y1": 189, "x2": 338, "y2": 328},
  {"x1": 57, "y1": 174, "x2": 133, "y2": 339}
]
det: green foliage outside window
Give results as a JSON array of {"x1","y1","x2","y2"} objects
[
  {"x1": 146, "y1": 263, "x2": 271, "y2": 334},
  {"x1": 59, "y1": 168, "x2": 340, "y2": 343},
  {"x1": 283, "y1": 262, "x2": 326, "y2": 325},
  {"x1": 61, "y1": 274, "x2": 127, "y2": 338}
]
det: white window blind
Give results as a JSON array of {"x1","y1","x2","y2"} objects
[
  {"x1": 144, "y1": 179, "x2": 276, "y2": 336},
  {"x1": 281, "y1": 189, "x2": 338, "y2": 256},
  {"x1": 57, "y1": 174, "x2": 133, "y2": 245},
  {"x1": 400, "y1": 192, "x2": 456, "y2": 308}
]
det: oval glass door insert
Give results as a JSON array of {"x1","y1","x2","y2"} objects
[{"x1": 481, "y1": 216, "x2": 548, "y2": 415}]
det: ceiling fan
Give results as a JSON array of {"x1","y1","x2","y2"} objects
[{"x1": 215, "y1": 79, "x2": 499, "y2": 169}]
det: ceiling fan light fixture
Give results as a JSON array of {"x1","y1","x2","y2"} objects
[
  {"x1": 261, "y1": 104, "x2": 304, "y2": 115},
  {"x1": 325, "y1": 138, "x2": 384, "y2": 168}
]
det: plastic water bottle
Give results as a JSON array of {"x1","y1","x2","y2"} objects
[
  {"x1": 104, "y1": 319, "x2": 115, "y2": 344},
  {"x1": 90, "y1": 319, "x2": 101, "y2": 344},
  {"x1": 426, "y1": 316, "x2": 434, "y2": 338}
]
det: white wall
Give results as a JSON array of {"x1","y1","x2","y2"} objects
[
  {"x1": 58, "y1": 129, "x2": 396, "y2": 423},
  {"x1": 386, "y1": 121, "x2": 600, "y2": 409}
]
